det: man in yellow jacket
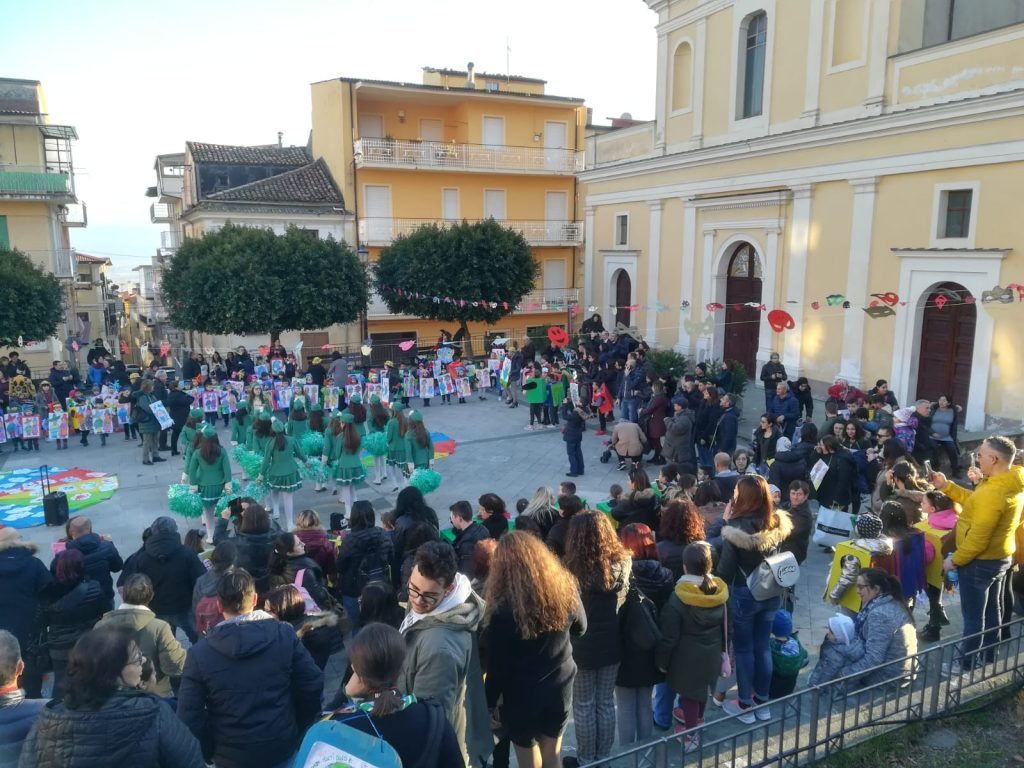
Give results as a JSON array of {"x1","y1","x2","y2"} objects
[{"x1": 932, "y1": 435, "x2": 1024, "y2": 673}]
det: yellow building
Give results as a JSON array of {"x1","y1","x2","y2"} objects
[
  {"x1": 72, "y1": 252, "x2": 118, "y2": 362},
  {"x1": 0, "y1": 77, "x2": 87, "y2": 375},
  {"x1": 311, "y1": 64, "x2": 587, "y2": 361},
  {"x1": 582, "y1": 1, "x2": 1024, "y2": 430}
]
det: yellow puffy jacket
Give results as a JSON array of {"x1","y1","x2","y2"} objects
[{"x1": 945, "y1": 467, "x2": 1024, "y2": 566}]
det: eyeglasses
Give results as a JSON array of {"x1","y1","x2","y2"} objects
[{"x1": 407, "y1": 582, "x2": 442, "y2": 607}]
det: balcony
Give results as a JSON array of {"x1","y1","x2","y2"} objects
[
  {"x1": 150, "y1": 202, "x2": 175, "y2": 224},
  {"x1": 52, "y1": 248, "x2": 75, "y2": 278},
  {"x1": 60, "y1": 202, "x2": 88, "y2": 227},
  {"x1": 516, "y1": 287, "x2": 580, "y2": 313},
  {"x1": 353, "y1": 138, "x2": 584, "y2": 175},
  {"x1": 160, "y1": 230, "x2": 181, "y2": 250},
  {"x1": 359, "y1": 218, "x2": 584, "y2": 247},
  {"x1": 366, "y1": 291, "x2": 414, "y2": 320},
  {"x1": 0, "y1": 166, "x2": 74, "y2": 199}
]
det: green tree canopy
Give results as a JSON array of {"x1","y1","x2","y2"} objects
[
  {"x1": 372, "y1": 219, "x2": 539, "y2": 355},
  {"x1": 161, "y1": 223, "x2": 368, "y2": 344},
  {"x1": 0, "y1": 245, "x2": 65, "y2": 347}
]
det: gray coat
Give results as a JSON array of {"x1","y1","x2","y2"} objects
[
  {"x1": 834, "y1": 595, "x2": 917, "y2": 688},
  {"x1": 662, "y1": 410, "x2": 696, "y2": 467},
  {"x1": 398, "y1": 589, "x2": 493, "y2": 767}
]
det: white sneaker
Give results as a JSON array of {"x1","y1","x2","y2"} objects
[
  {"x1": 684, "y1": 733, "x2": 701, "y2": 753},
  {"x1": 524, "y1": 425, "x2": 535, "y2": 431},
  {"x1": 722, "y1": 699, "x2": 756, "y2": 725},
  {"x1": 754, "y1": 704, "x2": 772, "y2": 721},
  {"x1": 941, "y1": 661, "x2": 972, "y2": 680}
]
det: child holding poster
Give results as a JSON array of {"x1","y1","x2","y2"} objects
[
  {"x1": 3, "y1": 411, "x2": 21, "y2": 451},
  {"x1": 417, "y1": 360, "x2": 433, "y2": 408},
  {"x1": 71, "y1": 396, "x2": 93, "y2": 447},
  {"x1": 48, "y1": 405, "x2": 70, "y2": 449},
  {"x1": 91, "y1": 402, "x2": 109, "y2": 446},
  {"x1": 117, "y1": 387, "x2": 137, "y2": 442},
  {"x1": 201, "y1": 381, "x2": 220, "y2": 427},
  {"x1": 20, "y1": 408, "x2": 41, "y2": 451}
]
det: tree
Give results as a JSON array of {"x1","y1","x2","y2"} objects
[
  {"x1": 0, "y1": 245, "x2": 65, "y2": 348},
  {"x1": 161, "y1": 223, "x2": 368, "y2": 346},
  {"x1": 372, "y1": 219, "x2": 539, "y2": 356}
]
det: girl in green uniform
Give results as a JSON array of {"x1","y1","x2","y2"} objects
[
  {"x1": 187, "y1": 423, "x2": 233, "y2": 540},
  {"x1": 230, "y1": 401, "x2": 249, "y2": 447},
  {"x1": 308, "y1": 401, "x2": 328, "y2": 492},
  {"x1": 258, "y1": 419, "x2": 305, "y2": 531},
  {"x1": 366, "y1": 394, "x2": 390, "y2": 485},
  {"x1": 385, "y1": 402, "x2": 410, "y2": 491},
  {"x1": 348, "y1": 393, "x2": 368, "y2": 436},
  {"x1": 331, "y1": 411, "x2": 365, "y2": 516},
  {"x1": 404, "y1": 410, "x2": 434, "y2": 474},
  {"x1": 246, "y1": 409, "x2": 274, "y2": 455},
  {"x1": 322, "y1": 410, "x2": 342, "y2": 494},
  {"x1": 180, "y1": 407, "x2": 204, "y2": 465},
  {"x1": 286, "y1": 398, "x2": 309, "y2": 440}
]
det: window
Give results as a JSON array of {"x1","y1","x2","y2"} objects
[
  {"x1": 0, "y1": 215, "x2": 8, "y2": 248},
  {"x1": 442, "y1": 189, "x2": 459, "y2": 220},
  {"x1": 672, "y1": 42, "x2": 693, "y2": 112},
  {"x1": 922, "y1": 0, "x2": 1024, "y2": 48},
  {"x1": 740, "y1": 12, "x2": 767, "y2": 119},
  {"x1": 614, "y1": 214, "x2": 629, "y2": 247},
  {"x1": 296, "y1": 228, "x2": 320, "y2": 240},
  {"x1": 44, "y1": 136, "x2": 73, "y2": 174},
  {"x1": 484, "y1": 189, "x2": 506, "y2": 220},
  {"x1": 942, "y1": 190, "x2": 973, "y2": 239}
]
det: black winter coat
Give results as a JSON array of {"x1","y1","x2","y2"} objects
[
  {"x1": 0, "y1": 543, "x2": 53, "y2": 647},
  {"x1": 340, "y1": 699, "x2": 465, "y2": 768},
  {"x1": 616, "y1": 559, "x2": 673, "y2": 688},
  {"x1": 694, "y1": 403, "x2": 722, "y2": 448},
  {"x1": 42, "y1": 579, "x2": 105, "y2": 654},
  {"x1": 19, "y1": 691, "x2": 203, "y2": 767},
  {"x1": 612, "y1": 489, "x2": 660, "y2": 530},
  {"x1": 481, "y1": 513, "x2": 508, "y2": 541},
  {"x1": 59, "y1": 534, "x2": 123, "y2": 609},
  {"x1": 546, "y1": 516, "x2": 571, "y2": 558},
  {"x1": 815, "y1": 448, "x2": 862, "y2": 513},
  {"x1": 560, "y1": 403, "x2": 585, "y2": 442},
  {"x1": 177, "y1": 615, "x2": 324, "y2": 768},
  {"x1": 212, "y1": 518, "x2": 280, "y2": 596},
  {"x1": 167, "y1": 389, "x2": 193, "y2": 427},
  {"x1": 452, "y1": 522, "x2": 490, "y2": 577},
  {"x1": 780, "y1": 502, "x2": 813, "y2": 564},
  {"x1": 270, "y1": 555, "x2": 334, "y2": 611},
  {"x1": 768, "y1": 443, "x2": 817, "y2": 488},
  {"x1": 714, "y1": 407, "x2": 739, "y2": 455},
  {"x1": 1, "y1": 690, "x2": 45, "y2": 766},
  {"x1": 571, "y1": 562, "x2": 630, "y2": 669},
  {"x1": 287, "y1": 612, "x2": 344, "y2": 670},
  {"x1": 117, "y1": 530, "x2": 205, "y2": 616},
  {"x1": 336, "y1": 526, "x2": 395, "y2": 598}
]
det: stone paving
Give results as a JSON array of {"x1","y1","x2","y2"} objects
[{"x1": 0, "y1": 391, "x2": 966, "y2": 765}]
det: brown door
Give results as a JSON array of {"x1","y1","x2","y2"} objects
[
  {"x1": 723, "y1": 243, "x2": 762, "y2": 374},
  {"x1": 916, "y1": 282, "x2": 974, "y2": 414},
  {"x1": 615, "y1": 271, "x2": 632, "y2": 328}
]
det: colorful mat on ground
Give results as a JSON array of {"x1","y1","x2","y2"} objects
[
  {"x1": 0, "y1": 466, "x2": 119, "y2": 529},
  {"x1": 358, "y1": 431, "x2": 456, "y2": 468}
]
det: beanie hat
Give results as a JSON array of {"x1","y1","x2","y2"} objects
[
  {"x1": 828, "y1": 613, "x2": 856, "y2": 645},
  {"x1": 768, "y1": 484, "x2": 781, "y2": 498},
  {"x1": 369, "y1": 394, "x2": 381, "y2": 405},
  {"x1": 671, "y1": 394, "x2": 687, "y2": 408},
  {"x1": 775, "y1": 436, "x2": 792, "y2": 453},
  {"x1": 855, "y1": 513, "x2": 883, "y2": 539},
  {"x1": 391, "y1": 402, "x2": 406, "y2": 413},
  {"x1": 200, "y1": 424, "x2": 217, "y2": 439},
  {"x1": 771, "y1": 609, "x2": 793, "y2": 638},
  {"x1": 189, "y1": 407, "x2": 204, "y2": 419},
  {"x1": 408, "y1": 410, "x2": 423, "y2": 423},
  {"x1": 312, "y1": 357, "x2": 322, "y2": 364},
  {"x1": 350, "y1": 393, "x2": 362, "y2": 404}
]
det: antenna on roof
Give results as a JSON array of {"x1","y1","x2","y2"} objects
[
  {"x1": 277, "y1": 132, "x2": 283, "y2": 148},
  {"x1": 506, "y1": 39, "x2": 511, "y2": 81},
  {"x1": 466, "y1": 62, "x2": 475, "y2": 89}
]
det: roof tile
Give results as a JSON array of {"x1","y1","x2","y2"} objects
[
  {"x1": 187, "y1": 141, "x2": 311, "y2": 166},
  {"x1": 204, "y1": 158, "x2": 344, "y2": 206}
]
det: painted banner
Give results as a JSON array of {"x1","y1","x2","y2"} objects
[{"x1": 149, "y1": 401, "x2": 174, "y2": 430}]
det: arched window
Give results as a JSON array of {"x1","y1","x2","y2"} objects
[
  {"x1": 672, "y1": 42, "x2": 692, "y2": 112},
  {"x1": 739, "y1": 11, "x2": 767, "y2": 119}
]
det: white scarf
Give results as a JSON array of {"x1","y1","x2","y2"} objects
[{"x1": 400, "y1": 572, "x2": 473, "y2": 633}]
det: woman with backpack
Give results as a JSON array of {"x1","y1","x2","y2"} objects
[
  {"x1": 186, "y1": 424, "x2": 233, "y2": 539},
  {"x1": 483, "y1": 531, "x2": 585, "y2": 768},
  {"x1": 328, "y1": 622, "x2": 464, "y2": 767},
  {"x1": 267, "y1": 532, "x2": 333, "y2": 613},
  {"x1": 257, "y1": 419, "x2": 306, "y2": 531},
  {"x1": 264, "y1": 584, "x2": 343, "y2": 670},
  {"x1": 714, "y1": 475, "x2": 793, "y2": 724},
  {"x1": 336, "y1": 500, "x2": 394, "y2": 632},
  {"x1": 615, "y1": 523, "x2": 673, "y2": 753},
  {"x1": 563, "y1": 511, "x2": 632, "y2": 767}
]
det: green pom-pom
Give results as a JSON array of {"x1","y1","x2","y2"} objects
[
  {"x1": 232, "y1": 447, "x2": 264, "y2": 479},
  {"x1": 408, "y1": 468, "x2": 442, "y2": 495},
  {"x1": 167, "y1": 483, "x2": 204, "y2": 519},
  {"x1": 363, "y1": 431, "x2": 388, "y2": 457},
  {"x1": 242, "y1": 480, "x2": 270, "y2": 501},
  {"x1": 300, "y1": 459, "x2": 330, "y2": 484},
  {"x1": 214, "y1": 482, "x2": 242, "y2": 514},
  {"x1": 300, "y1": 430, "x2": 325, "y2": 457}
]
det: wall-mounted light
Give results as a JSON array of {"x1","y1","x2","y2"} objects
[
  {"x1": 398, "y1": 109, "x2": 406, "y2": 123},
  {"x1": 533, "y1": 132, "x2": 542, "y2": 141}
]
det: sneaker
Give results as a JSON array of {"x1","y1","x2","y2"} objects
[
  {"x1": 684, "y1": 733, "x2": 701, "y2": 753},
  {"x1": 672, "y1": 707, "x2": 686, "y2": 724},
  {"x1": 595, "y1": 430, "x2": 607, "y2": 436},
  {"x1": 152, "y1": 457, "x2": 166, "y2": 463},
  {"x1": 545, "y1": 424, "x2": 557, "y2": 429},
  {"x1": 524, "y1": 425, "x2": 535, "y2": 431},
  {"x1": 617, "y1": 462, "x2": 627, "y2": 470},
  {"x1": 722, "y1": 699, "x2": 756, "y2": 725},
  {"x1": 941, "y1": 661, "x2": 972, "y2": 680},
  {"x1": 753, "y1": 704, "x2": 772, "y2": 722}
]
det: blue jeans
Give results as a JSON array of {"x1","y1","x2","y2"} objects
[
  {"x1": 622, "y1": 398, "x2": 639, "y2": 423},
  {"x1": 957, "y1": 557, "x2": 1011, "y2": 667},
  {"x1": 343, "y1": 595, "x2": 361, "y2": 634},
  {"x1": 653, "y1": 682, "x2": 676, "y2": 727},
  {"x1": 566, "y1": 439, "x2": 584, "y2": 475},
  {"x1": 157, "y1": 610, "x2": 198, "y2": 644},
  {"x1": 697, "y1": 444, "x2": 714, "y2": 469},
  {"x1": 730, "y1": 586, "x2": 781, "y2": 705}
]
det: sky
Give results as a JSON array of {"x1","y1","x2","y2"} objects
[{"x1": 1, "y1": 0, "x2": 657, "y2": 286}]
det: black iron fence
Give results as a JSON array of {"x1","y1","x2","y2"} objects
[{"x1": 582, "y1": 617, "x2": 1024, "y2": 767}]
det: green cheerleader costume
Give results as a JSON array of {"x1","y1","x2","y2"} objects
[
  {"x1": 331, "y1": 412, "x2": 365, "y2": 486},
  {"x1": 385, "y1": 402, "x2": 408, "y2": 467},
  {"x1": 403, "y1": 410, "x2": 434, "y2": 470},
  {"x1": 180, "y1": 407, "x2": 204, "y2": 462},
  {"x1": 230, "y1": 403, "x2": 250, "y2": 445},
  {"x1": 260, "y1": 420, "x2": 305, "y2": 492},
  {"x1": 286, "y1": 399, "x2": 309, "y2": 440},
  {"x1": 187, "y1": 425, "x2": 233, "y2": 503}
]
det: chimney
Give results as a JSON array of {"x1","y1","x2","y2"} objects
[
  {"x1": 277, "y1": 131, "x2": 283, "y2": 148},
  {"x1": 465, "y1": 61, "x2": 475, "y2": 89}
]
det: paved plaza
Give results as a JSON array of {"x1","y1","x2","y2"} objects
[{"x1": 0, "y1": 393, "x2": 968, "y2": 762}]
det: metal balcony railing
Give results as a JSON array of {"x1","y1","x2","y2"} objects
[
  {"x1": 150, "y1": 202, "x2": 174, "y2": 224},
  {"x1": 358, "y1": 217, "x2": 583, "y2": 246},
  {"x1": 160, "y1": 230, "x2": 181, "y2": 250},
  {"x1": 354, "y1": 138, "x2": 584, "y2": 175},
  {"x1": 0, "y1": 165, "x2": 73, "y2": 197},
  {"x1": 52, "y1": 248, "x2": 75, "y2": 278}
]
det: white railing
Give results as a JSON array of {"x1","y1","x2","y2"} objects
[
  {"x1": 150, "y1": 203, "x2": 174, "y2": 223},
  {"x1": 354, "y1": 138, "x2": 584, "y2": 174},
  {"x1": 52, "y1": 248, "x2": 75, "y2": 278},
  {"x1": 358, "y1": 218, "x2": 583, "y2": 246},
  {"x1": 160, "y1": 230, "x2": 180, "y2": 250},
  {"x1": 517, "y1": 287, "x2": 580, "y2": 313}
]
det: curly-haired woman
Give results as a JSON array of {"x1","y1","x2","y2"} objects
[
  {"x1": 484, "y1": 531, "x2": 585, "y2": 768},
  {"x1": 656, "y1": 499, "x2": 707, "y2": 580}
]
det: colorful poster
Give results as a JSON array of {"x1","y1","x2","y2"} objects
[
  {"x1": 271, "y1": 358, "x2": 284, "y2": 375},
  {"x1": 116, "y1": 404, "x2": 131, "y2": 425},
  {"x1": 447, "y1": 362, "x2": 467, "y2": 380},
  {"x1": 432, "y1": 360, "x2": 443, "y2": 379},
  {"x1": 456, "y1": 377, "x2": 472, "y2": 398},
  {"x1": 21, "y1": 415, "x2": 40, "y2": 439},
  {"x1": 149, "y1": 401, "x2": 174, "y2": 430},
  {"x1": 92, "y1": 412, "x2": 105, "y2": 433},
  {"x1": 380, "y1": 379, "x2": 390, "y2": 404},
  {"x1": 275, "y1": 387, "x2": 293, "y2": 410},
  {"x1": 402, "y1": 376, "x2": 418, "y2": 398},
  {"x1": 437, "y1": 374, "x2": 455, "y2": 396},
  {"x1": 225, "y1": 391, "x2": 237, "y2": 414},
  {"x1": 477, "y1": 369, "x2": 492, "y2": 389},
  {"x1": 0, "y1": 417, "x2": 6, "y2": 443},
  {"x1": 303, "y1": 385, "x2": 319, "y2": 405},
  {"x1": 365, "y1": 383, "x2": 382, "y2": 401},
  {"x1": 570, "y1": 382, "x2": 582, "y2": 407},
  {"x1": 322, "y1": 387, "x2": 339, "y2": 411},
  {"x1": 419, "y1": 377, "x2": 435, "y2": 399},
  {"x1": 5, "y1": 413, "x2": 21, "y2": 439},
  {"x1": 437, "y1": 345, "x2": 455, "y2": 363},
  {"x1": 255, "y1": 364, "x2": 269, "y2": 379},
  {"x1": 202, "y1": 392, "x2": 219, "y2": 413},
  {"x1": 102, "y1": 410, "x2": 114, "y2": 434},
  {"x1": 487, "y1": 358, "x2": 501, "y2": 371},
  {"x1": 500, "y1": 358, "x2": 512, "y2": 386},
  {"x1": 345, "y1": 384, "x2": 362, "y2": 402}
]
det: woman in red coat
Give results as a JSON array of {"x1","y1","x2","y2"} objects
[{"x1": 641, "y1": 382, "x2": 670, "y2": 465}]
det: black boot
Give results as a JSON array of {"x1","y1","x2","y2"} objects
[
  {"x1": 935, "y1": 606, "x2": 950, "y2": 626},
  {"x1": 919, "y1": 623, "x2": 941, "y2": 642}
]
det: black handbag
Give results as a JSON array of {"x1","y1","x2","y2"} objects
[{"x1": 621, "y1": 582, "x2": 661, "y2": 651}]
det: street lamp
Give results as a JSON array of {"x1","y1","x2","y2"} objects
[{"x1": 357, "y1": 245, "x2": 370, "y2": 356}]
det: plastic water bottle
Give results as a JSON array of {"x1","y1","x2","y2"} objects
[{"x1": 946, "y1": 555, "x2": 959, "y2": 585}]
